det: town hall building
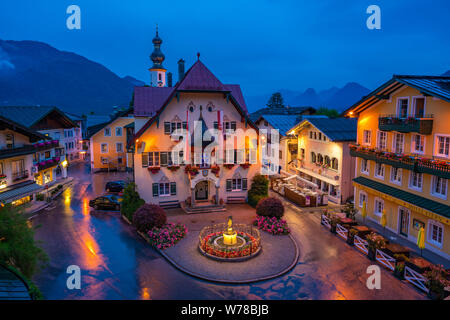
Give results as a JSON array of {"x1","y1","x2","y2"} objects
[{"x1": 132, "y1": 30, "x2": 261, "y2": 211}]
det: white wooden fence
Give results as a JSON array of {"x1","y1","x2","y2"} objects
[
  {"x1": 321, "y1": 214, "x2": 331, "y2": 229},
  {"x1": 336, "y1": 223, "x2": 348, "y2": 240},
  {"x1": 405, "y1": 266, "x2": 429, "y2": 293},
  {"x1": 375, "y1": 249, "x2": 396, "y2": 271},
  {"x1": 354, "y1": 235, "x2": 368, "y2": 254}
]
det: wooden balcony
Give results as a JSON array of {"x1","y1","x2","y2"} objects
[
  {"x1": 349, "y1": 145, "x2": 450, "y2": 179},
  {"x1": 378, "y1": 115, "x2": 433, "y2": 135},
  {"x1": 0, "y1": 145, "x2": 36, "y2": 160}
]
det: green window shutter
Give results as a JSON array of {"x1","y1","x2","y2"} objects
[
  {"x1": 164, "y1": 122, "x2": 171, "y2": 134},
  {"x1": 142, "y1": 152, "x2": 148, "y2": 167},
  {"x1": 226, "y1": 179, "x2": 232, "y2": 192},
  {"x1": 242, "y1": 178, "x2": 248, "y2": 190},
  {"x1": 170, "y1": 182, "x2": 176, "y2": 195},
  {"x1": 152, "y1": 183, "x2": 159, "y2": 197}
]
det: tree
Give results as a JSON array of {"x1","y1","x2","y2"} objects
[
  {"x1": 0, "y1": 204, "x2": 48, "y2": 278},
  {"x1": 121, "y1": 182, "x2": 145, "y2": 222},
  {"x1": 315, "y1": 107, "x2": 340, "y2": 118},
  {"x1": 266, "y1": 92, "x2": 284, "y2": 109},
  {"x1": 133, "y1": 204, "x2": 167, "y2": 233},
  {"x1": 247, "y1": 174, "x2": 269, "y2": 207}
]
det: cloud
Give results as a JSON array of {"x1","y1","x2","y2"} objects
[{"x1": 0, "y1": 47, "x2": 14, "y2": 69}]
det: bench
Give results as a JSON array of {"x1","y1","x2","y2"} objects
[
  {"x1": 159, "y1": 200, "x2": 180, "y2": 209},
  {"x1": 226, "y1": 196, "x2": 246, "y2": 204}
]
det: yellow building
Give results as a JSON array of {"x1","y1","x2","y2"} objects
[
  {"x1": 87, "y1": 108, "x2": 134, "y2": 172},
  {"x1": 343, "y1": 75, "x2": 450, "y2": 260}
]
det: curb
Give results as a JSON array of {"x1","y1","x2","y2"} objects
[{"x1": 156, "y1": 233, "x2": 300, "y2": 284}]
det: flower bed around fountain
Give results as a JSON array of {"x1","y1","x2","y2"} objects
[{"x1": 198, "y1": 223, "x2": 261, "y2": 262}]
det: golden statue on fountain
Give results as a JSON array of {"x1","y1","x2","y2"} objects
[{"x1": 223, "y1": 216, "x2": 237, "y2": 245}]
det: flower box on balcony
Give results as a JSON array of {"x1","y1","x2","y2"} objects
[
  {"x1": 184, "y1": 165, "x2": 199, "y2": 176},
  {"x1": 211, "y1": 165, "x2": 220, "y2": 176},
  {"x1": 147, "y1": 166, "x2": 161, "y2": 174},
  {"x1": 223, "y1": 164, "x2": 234, "y2": 170},
  {"x1": 240, "y1": 163, "x2": 251, "y2": 169},
  {"x1": 0, "y1": 174, "x2": 6, "y2": 180},
  {"x1": 167, "y1": 165, "x2": 180, "y2": 172}
]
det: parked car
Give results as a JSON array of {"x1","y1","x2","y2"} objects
[
  {"x1": 105, "y1": 180, "x2": 127, "y2": 193},
  {"x1": 89, "y1": 194, "x2": 122, "y2": 211}
]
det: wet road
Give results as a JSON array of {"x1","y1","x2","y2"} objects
[{"x1": 32, "y1": 162, "x2": 425, "y2": 300}]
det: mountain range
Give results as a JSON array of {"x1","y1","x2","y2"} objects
[
  {"x1": 245, "y1": 82, "x2": 372, "y2": 113},
  {"x1": 0, "y1": 39, "x2": 141, "y2": 115},
  {"x1": 1, "y1": 39, "x2": 448, "y2": 116}
]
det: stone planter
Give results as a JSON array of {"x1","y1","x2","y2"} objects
[
  {"x1": 367, "y1": 247, "x2": 377, "y2": 261},
  {"x1": 427, "y1": 289, "x2": 445, "y2": 300},
  {"x1": 346, "y1": 232, "x2": 355, "y2": 246},
  {"x1": 330, "y1": 223, "x2": 337, "y2": 234},
  {"x1": 393, "y1": 262, "x2": 405, "y2": 280}
]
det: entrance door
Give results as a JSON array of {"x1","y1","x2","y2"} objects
[
  {"x1": 195, "y1": 181, "x2": 208, "y2": 200},
  {"x1": 398, "y1": 207, "x2": 410, "y2": 237}
]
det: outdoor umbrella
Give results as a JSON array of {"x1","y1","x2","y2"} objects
[
  {"x1": 381, "y1": 209, "x2": 387, "y2": 235},
  {"x1": 417, "y1": 226, "x2": 425, "y2": 256}
]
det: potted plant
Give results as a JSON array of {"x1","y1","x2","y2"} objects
[
  {"x1": 393, "y1": 254, "x2": 409, "y2": 279},
  {"x1": 185, "y1": 196, "x2": 191, "y2": 207},
  {"x1": 347, "y1": 228, "x2": 358, "y2": 246},
  {"x1": 424, "y1": 264, "x2": 450, "y2": 300},
  {"x1": 365, "y1": 232, "x2": 387, "y2": 261},
  {"x1": 329, "y1": 214, "x2": 339, "y2": 234}
]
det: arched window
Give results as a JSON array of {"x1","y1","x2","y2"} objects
[
  {"x1": 311, "y1": 152, "x2": 316, "y2": 163},
  {"x1": 332, "y1": 158, "x2": 338, "y2": 170},
  {"x1": 317, "y1": 153, "x2": 323, "y2": 164},
  {"x1": 324, "y1": 156, "x2": 331, "y2": 166}
]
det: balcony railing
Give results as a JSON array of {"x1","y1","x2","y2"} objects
[
  {"x1": 378, "y1": 114, "x2": 433, "y2": 135},
  {"x1": 349, "y1": 144, "x2": 450, "y2": 179},
  {"x1": 12, "y1": 170, "x2": 29, "y2": 182},
  {"x1": 33, "y1": 140, "x2": 60, "y2": 151},
  {"x1": 0, "y1": 144, "x2": 36, "y2": 160}
]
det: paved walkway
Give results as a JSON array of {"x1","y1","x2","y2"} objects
[{"x1": 0, "y1": 265, "x2": 31, "y2": 300}]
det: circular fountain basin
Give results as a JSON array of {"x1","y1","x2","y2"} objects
[{"x1": 198, "y1": 223, "x2": 261, "y2": 262}]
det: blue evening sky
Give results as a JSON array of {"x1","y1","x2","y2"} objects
[{"x1": 1, "y1": 0, "x2": 449, "y2": 96}]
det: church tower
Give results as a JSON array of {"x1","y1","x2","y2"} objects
[{"x1": 149, "y1": 26, "x2": 166, "y2": 87}]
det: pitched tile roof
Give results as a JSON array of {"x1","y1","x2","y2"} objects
[
  {"x1": 353, "y1": 176, "x2": 450, "y2": 219},
  {"x1": 0, "y1": 106, "x2": 77, "y2": 128},
  {"x1": 298, "y1": 117, "x2": 357, "y2": 141},
  {"x1": 224, "y1": 84, "x2": 248, "y2": 114},
  {"x1": 256, "y1": 115, "x2": 300, "y2": 136},
  {"x1": 132, "y1": 59, "x2": 254, "y2": 139},
  {"x1": 177, "y1": 60, "x2": 227, "y2": 92},
  {"x1": 342, "y1": 75, "x2": 450, "y2": 116},
  {"x1": 86, "y1": 107, "x2": 133, "y2": 138},
  {"x1": 134, "y1": 86, "x2": 175, "y2": 117},
  {"x1": 249, "y1": 106, "x2": 316, "y2": 122}
]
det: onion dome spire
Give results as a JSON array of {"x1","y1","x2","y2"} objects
[{"x1": 150, "y1": 24, "x2": 165, "y2": 70}]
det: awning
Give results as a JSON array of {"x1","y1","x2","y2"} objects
[
  {"x1": 280, "y1": 170, "x2": 318, "y2": 188},
  {"x1": 297, "y1": 167, "x2": 340, "y2": 186},
  {"x1": 0, "y1": 181, "x2": 44, "y2": 203},
  {"x1": 353, "y1": 176, "x2": 450, "y2": 225}
]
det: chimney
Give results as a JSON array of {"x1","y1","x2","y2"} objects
[
  {"x1": 178, "y1": 59, "x2": 185, "y2": 81},
  {"x1": 167, "y1": 72, "x2": 173, "y2": 87}
]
